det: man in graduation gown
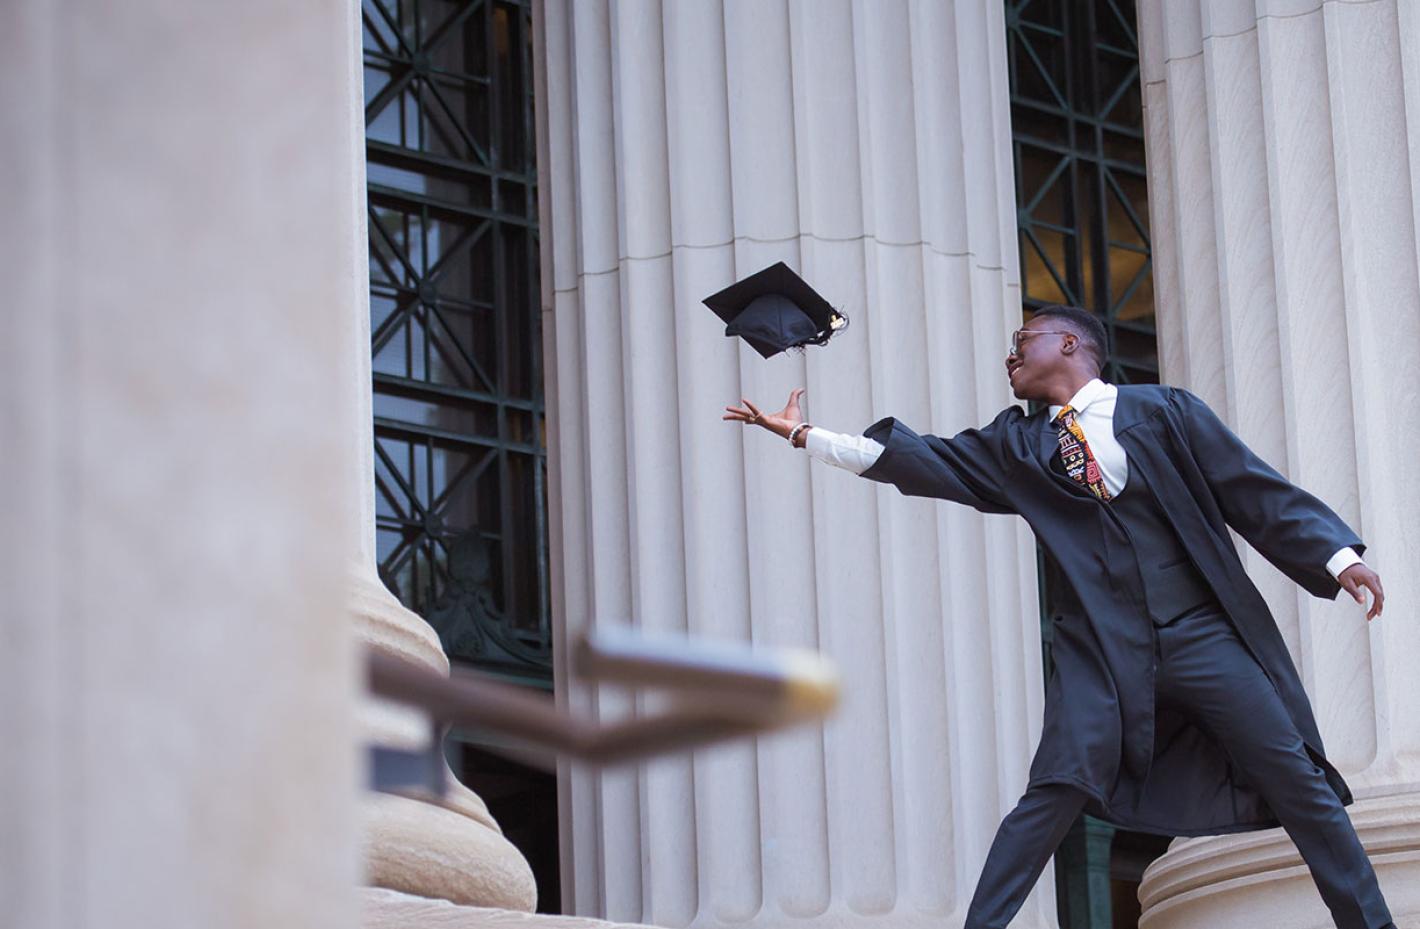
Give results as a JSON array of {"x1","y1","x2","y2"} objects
[{"x1": 724, "y1": 306, "x2": 1395, "y2": 929}]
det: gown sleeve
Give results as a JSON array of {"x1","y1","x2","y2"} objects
[
  {"x1": 1172, "y1": 386, "x2": 1365, "y2": 599},
  {"x1": 856, "y1": 407, "x2": 1019, "y2": 515}
]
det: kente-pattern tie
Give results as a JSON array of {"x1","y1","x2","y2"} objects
[{"x1": 1054, "y1": 404, "x2": 1111, "y2": 501}]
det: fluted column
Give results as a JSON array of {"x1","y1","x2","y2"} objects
[
  {"x1": 539, "y1": 1, "x2": 1054, "y2": 927},
  {"x1": 1136, "y1": 0, "x2": 1420, "y2": 925}
]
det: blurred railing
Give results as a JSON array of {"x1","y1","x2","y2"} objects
[{"x1": 366, "y1": 628, "x2": 839, "y2": 795}]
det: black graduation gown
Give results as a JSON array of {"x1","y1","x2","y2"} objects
[{"x1": 857, "y1": 383, "x2": 1364, "y2": 837}]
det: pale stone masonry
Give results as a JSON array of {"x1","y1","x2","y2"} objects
[
  {"x1": 537, "y1": 1, "x2": 1057, "y2": 926},
  {"x1": 1136, "y1": 0, "x2": 1420, "y2": 924}
]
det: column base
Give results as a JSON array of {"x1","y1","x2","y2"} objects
[
  {"x1": 350, "y1": 565, "x2": 448, "y2": 674},
  {"x1": 363, "y1": 788, "x2": 537, "y2": 912},
  {"x1": 362, "y1": 887, "x2": 658, "y2": 929},
  {"x1": 1137, "y1": 793, "x2": 1420, "y2": 929}
]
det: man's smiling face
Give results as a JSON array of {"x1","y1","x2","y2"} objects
[{"x1": 1005, "y1": 318, "x2": 1076, "y2": 402}]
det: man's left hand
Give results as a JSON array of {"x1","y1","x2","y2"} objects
[{"x1": 1338, "y1": 564, "x2": 1385, "y2": 621}]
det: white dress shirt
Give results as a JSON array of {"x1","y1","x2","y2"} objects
[{"x1": 802, "y1": 377, "x2": 1363, "y2": 581}]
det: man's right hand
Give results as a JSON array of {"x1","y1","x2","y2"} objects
[
  {"x1": 1338, "y1": 563, "x2": 1385, "y2": 621},
  {"x1": 723, "y1": 388, "x2": 806, "y2": 440}
]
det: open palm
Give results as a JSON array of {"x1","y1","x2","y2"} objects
[{"x1": 723, "y1": 388, "x2": 805, "y2": 440}]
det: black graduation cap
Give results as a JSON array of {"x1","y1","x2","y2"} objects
[{"x1": 702, "y1": 261, "x2": 848, "y2": 359}]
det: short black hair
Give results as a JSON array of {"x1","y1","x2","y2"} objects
[{"x1": 1029, "y1": 304, "x2": 1108, "y2": 374}]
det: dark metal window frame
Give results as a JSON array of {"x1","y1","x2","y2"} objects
[
  {"x1": 363, "y1": 0, "x2": 550, "y2": 687},
  {"x1": 1005, "y1": 2, "x2": 1170, "y2": 927},
  {"x1": 1007, "y1": 0, "x2": 1157, "y2": 387}
]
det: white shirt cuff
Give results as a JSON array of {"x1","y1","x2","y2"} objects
[
  {"x1": 1326, "y1": 547, "x2": 1364, "y2": 581},
  {"x1": 803, "y1": 427, "x2": 886, "y2": 475}
]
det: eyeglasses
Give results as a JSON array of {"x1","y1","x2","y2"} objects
[{"x1": 1009, "y1": 328, "x2": 1074, "y2": 357}]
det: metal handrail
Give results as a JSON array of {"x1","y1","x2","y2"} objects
[{"x1": 366, "y1": 628, "x2": 839, "y2": 769}]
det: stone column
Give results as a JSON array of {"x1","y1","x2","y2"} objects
[
  {"x1": 1136, "y1": 0, "x2": 1420, "y2": 925},
  {"x1": 539, "y1": 1, "x2": 1057, "y2": 927},
  {"x1": 0, "y1": 1, "x2": 360, "y2": 927}
]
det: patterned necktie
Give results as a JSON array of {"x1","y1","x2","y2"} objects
[{"x1": 1054, "y1": 404, "x2": 1112, "y2": 501}]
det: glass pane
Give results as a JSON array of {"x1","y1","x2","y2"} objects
[{"x1": 1024, "y1": 228, "x2": 1075, "y2": 305}]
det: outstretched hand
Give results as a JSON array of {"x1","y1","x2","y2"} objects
[
  {"x1": 723, "y1": 388, "x2": 806, "y2": 440},
  {"x1": 1338, "y1": 564, "x2": 1384, "y2": 621}
]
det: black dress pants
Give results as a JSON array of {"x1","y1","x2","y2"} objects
[{"x1": 963, "y1": 604, "x2": 1395, "y2": 929}]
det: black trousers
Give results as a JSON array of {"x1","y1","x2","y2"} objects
[{"x1": 964, "y1": 604, "x2": 1395, "y2": 929}]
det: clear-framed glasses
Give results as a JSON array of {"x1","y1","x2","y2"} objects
[{"x1": 1009, "y1": 328, "x2": 1074, "y2": 357}]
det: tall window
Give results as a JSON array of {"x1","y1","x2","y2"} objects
[
  {"x1": 1007, "y1": 0, "x2": 1156, "y2": 385},
  {"x1": 1005, "y1": 2, "x2": 1170, "y2": 927},
  {"x1": 362, "y1": 0, "x2": 549, "y2": 687}
]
